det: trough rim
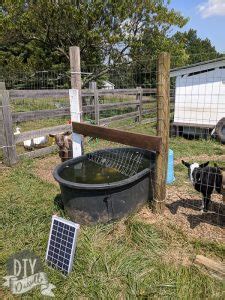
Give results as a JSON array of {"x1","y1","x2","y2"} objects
[{"x1": 53, "y1": 147, "x2": 155, "y2": 190}]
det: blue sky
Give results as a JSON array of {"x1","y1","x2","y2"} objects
[{"x1": 168, "y1": 0, "x2": 225, "y2": 52}]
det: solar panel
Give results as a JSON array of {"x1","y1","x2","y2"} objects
[{"x1": 46, "y1": 215, "x2": 80, "y2": 275}]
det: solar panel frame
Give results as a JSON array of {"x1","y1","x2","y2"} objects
[{"x1": 46, "y1": 215, "x2": 80, "y2": 275}]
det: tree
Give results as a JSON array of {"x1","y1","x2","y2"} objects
[
  {"x1": 173, "y1": 29, "x2": 221, "y2": 65},
  {"x1": 0, "y1": 0, "x2": 188, "y2": 82}
]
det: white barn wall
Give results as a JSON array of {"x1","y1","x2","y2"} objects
[{"x1": 174, "y1": 68, "x2": 225, "y2": 126}]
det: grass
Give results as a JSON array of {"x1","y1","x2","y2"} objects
[
  {"x1": 1, "y1": 111, "x2": 225, "y2": 298},
  {"x1": 170, "y1": 137, "x2": 225, "y2": 159},
  {"x1": 1, "y1": 153, "x2": 224, "y2": 299},
  {"x1": 11, "y1": 97, "x2": 68, "y2": 112}
]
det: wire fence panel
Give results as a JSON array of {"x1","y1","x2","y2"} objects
[
  {"x1": 168, "y1": 55, "x2": 225, "y2": 233},
  {"x1": 1, "y1": 53, "x2": 224, "y2": 236}
]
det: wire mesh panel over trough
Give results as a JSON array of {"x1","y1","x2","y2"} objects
[{"x1": 87, "y1": 148, "x2": 144, "y2": 177}]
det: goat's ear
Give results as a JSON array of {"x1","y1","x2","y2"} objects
[
  {"x1": 199, "y1": 161, "x2": 209, "y2": 168},
  {"x1": 182, "y1": 160, "x2": 190, "y2": 168},
  {"x1": 49, "y1": 134, "x2": 56, "y2": 137}
]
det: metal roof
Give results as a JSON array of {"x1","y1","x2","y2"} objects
[{"x1": 170, "y1": 57, "x2": 225, "y2": 77}]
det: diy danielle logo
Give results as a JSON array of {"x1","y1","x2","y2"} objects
[{"x1": 3, "y1": 250, "x2": 55, "y2": 297}]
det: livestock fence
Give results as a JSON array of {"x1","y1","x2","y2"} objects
[
  {"x1": 168, "y1": 54, "x2": 225, "y2": 232},
  {"x1": 0, "y1": 84, "x2": 163, "y2": 163},
  {"x1": 0, "y1": 48, "x2": 171, "y2": 214},
  {"x1": 1, "y1": 48, "x2": 224, "y2": 230}
]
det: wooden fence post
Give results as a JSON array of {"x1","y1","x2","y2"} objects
[
  {"x1": 69, "y1": 46, "x2": 82, "y2": 121},
  {"x1": 0, "y1": 82, "x2": 18, "y2": 166},
  {"x1": 94, "y1": 84, "x2": 99, "y2": 125},
  {"x1": 153, "y1": 52, "x2": 170, "y2": 213},
  {"x1": 89, "y1": 81, "x2": 99, "y2": 125},
  {"x1": 138, "y1": 87, "x2": 143, "y2": 123},
  {"x1": 135, "y1": 87, "x2": 142, "y2": 123},
  {"x1": 69, "y1": 46, "x2": 83, "y2": 155}
]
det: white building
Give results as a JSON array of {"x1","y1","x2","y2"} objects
[
  {"x1": 102, "y1": 80, "x2": 115, "y2": 90},
  {"x1": 170, "y1": 57, "x2": 225, "y2": 135}
]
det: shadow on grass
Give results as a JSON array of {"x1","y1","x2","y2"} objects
[
  {"x1": 166, "y1": 198, "x2": 225, "y2": 229},
  {"x1": 54, "y1": 194, "x2": 64, "y2": 210}
]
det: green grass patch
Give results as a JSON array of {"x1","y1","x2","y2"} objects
[
  {"x1": 1, "y1": 158, "x2": 224, "y2": 299},
  {"x1": 170, "y1": 137, "x2": 224, "y2": 159}
]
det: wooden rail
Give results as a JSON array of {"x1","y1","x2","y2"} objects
[
  {"x1": 0, "y1": 83, "x2": 160, "y2": 163},
  {"x1": 11, "y1": 99, "x2": 153, "y2": 123},
  {"x1": 9, "y1": 88, "x2": 156, "y2": 100},
  {"x1": 18, "y1": 145, "x2": 58, "y2": 159},
  {"x1": 14, "y1": 124, "x2": 71, "y2": 143},
  {"x1": 73, "y1": 122, "x2": 162, "y2": 152}
]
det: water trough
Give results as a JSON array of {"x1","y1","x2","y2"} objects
[{"x1": 53, "y1": 147, "x2": 156, "y2": 225}]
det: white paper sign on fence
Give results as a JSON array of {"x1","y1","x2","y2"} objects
[{"x1": 69, "y1": 89, "x2": 82, "y2": 158}]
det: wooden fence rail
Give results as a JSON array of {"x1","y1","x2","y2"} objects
[
  {"x1": 11, "y1": 98, "x2": 155, "y2": 123},
  {"x1": 9, "y1": 88, "x2": 157, "y2": 100},
  {"x1": 1, "y1": 84, "x2": 164, "y2": 165}
]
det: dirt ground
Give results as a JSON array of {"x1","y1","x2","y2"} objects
[{"x1": 34, "y1": 154, "x2": 225, "y2": 243}]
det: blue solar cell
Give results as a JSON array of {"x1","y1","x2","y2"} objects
[
  {"x1": 63, "y1": 230, "x2": 69, "y2": 235},
  {"x1": 54, "y1": 220, "x2": 58, "y2": 226},
  {"x1": 46, "y1": 216, "x2": 80, "y2": 275},
  {"x1": 69, "y1": 231, "x2": 74, "y2": 237},
  {"x1": 68, "y1": 237, "x2": 73, "y2": 243},
  {"x1": 67, "y1": 242, "x2": 72, "y2": 249},
  {"x1": 65, "y1": 248, "x2": 71, "y2": 254}
]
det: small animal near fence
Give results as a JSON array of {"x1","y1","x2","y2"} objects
[{"x1": 0, "y1": 47, "x2": 171, "y2": 214}]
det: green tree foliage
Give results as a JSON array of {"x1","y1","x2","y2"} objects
[
  {"x1": 173, "y1": 29, "x2": 221, "y2": 66},
  {"x1": 0, "y1": 1, "x2": 222, "y2": 88},
  {"x1": 0, "y1": 1, "x2": 187, "y2": 73}
]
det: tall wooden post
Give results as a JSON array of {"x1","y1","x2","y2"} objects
[
  {"x1": 0, "y1": 82, "x2": 18, "y2": 166},
  {"x1": 69, "y1": 46, "x2": 82, "y2": 121},
  {"x1": 69, "y1": 46, "x2": 83, "y2": 155},
  {"x1": 153, "y1": 52, "x2": 170, "y2": 213},
  {"x1": 89, "y1": 81, "x2": 99, "y2": 124},
  {"x1": 137, "y1": 87, "x2": 143, "y2": 123},
  {"x1": 93, "y1": 83, "x2": 99, "y2": 125}
]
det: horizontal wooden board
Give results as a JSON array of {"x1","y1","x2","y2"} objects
[
  {"x1": 12, "y1": 108, "x2": 70, "y2": 123},
  {"x1": 9, "y1": 88, "x2": 156, "y2": 100},
  {"x1": 100, "y1": 111, "x2": 139, "y2": 125},
  {"x1": 194, "y1": 254, "x2": 225, "y2": 281},
  {"x1": 10, "y1": 89, "x2": 69, "y2": 99},
  {"x1": 72, "y1": 122, "x2": 162, "y2": 152},
  {"x1": 18, "y1": 145, "x2": 58, "y2": 159},
  {"x1": 11, "y1": 99, "x2": 156, "y2": 123},
  {"x1": 15, "y1": 124, "x2": 71, "y2": 143}
]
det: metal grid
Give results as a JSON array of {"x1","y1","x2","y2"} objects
[{"x1": 87, "y1": 148, "x2": 144, "y2": 177}]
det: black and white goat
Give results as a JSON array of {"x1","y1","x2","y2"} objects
[{"x1": 182, "y1": 160, "x2": 223, "y2": 212}]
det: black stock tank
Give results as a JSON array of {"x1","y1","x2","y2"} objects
[{"x1": 53, "y1": 147, "x2": 156, "y2": 225}]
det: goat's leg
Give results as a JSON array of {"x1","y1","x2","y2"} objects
[
  {"x1": 200, "y1": 197, "x2": 204, "y2": 211},
  {"x1": 203, "y1": 194, "x2": 211, "y2": 212}
]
